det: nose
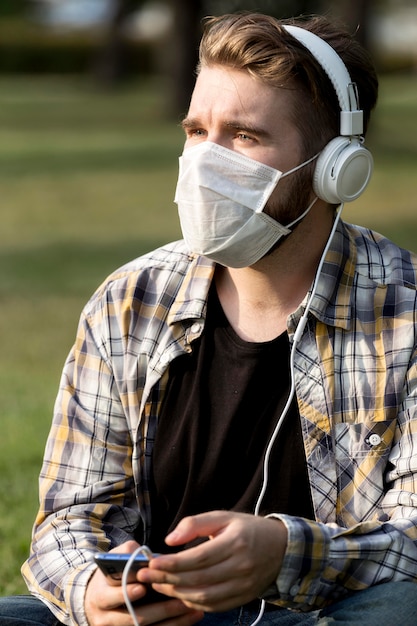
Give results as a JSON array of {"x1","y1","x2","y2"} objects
[{"x1": 205, "y1": 132, "x2": 233, "y2": 151}]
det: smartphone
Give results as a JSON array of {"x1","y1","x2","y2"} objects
[
  {"x1": 94, "y1": 552, "x2": 156, "y2": 581},
  {"x1": 94, "y1": 552, "x2": 166, "y2": 603}
]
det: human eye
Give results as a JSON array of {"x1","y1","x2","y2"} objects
[
  {"x1": 228, "y1": 122, "x2": 266, "y2": 146},
  {"x1": 181, "y1": 119, "x2": 206, "y2": 140},
  {"x1": 236, "y1": 131, "x2": 254, "y2": 142},
  {"x1": 184, "y1": 127, "x2": 204, "y2": 139},
  {"x1": 232, "y1": 124, "x2": 261, "y2": 144},
  {"x1": 191, "y1": 128, "x2": 206, "y2": 137}
]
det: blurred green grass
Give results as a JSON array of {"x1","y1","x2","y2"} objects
[{"x1": 1, "y1": 73, "x2": 416, "y2": 596}]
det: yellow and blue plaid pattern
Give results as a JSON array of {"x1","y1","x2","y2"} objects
[{"x1": 22, "y1": 222, "x2": 417, "y2": 624}]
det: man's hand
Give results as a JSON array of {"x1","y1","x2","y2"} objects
[
  {"x1": 85, "y1": 541, "x2": 204, "y2": 625},
  {"x1": 137, "y1": 511, "x2": 287, "y2": 613}
]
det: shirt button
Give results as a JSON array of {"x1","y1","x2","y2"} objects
[
  {"x1": 368, "y1": 433, "x2": 382, "y2": 446},
  {"x1": 191, "y1": 322, "x2": 201, "y2": 334},
  {"x1": 289, "y1": 584, "x2": 300, "y2": 596}
]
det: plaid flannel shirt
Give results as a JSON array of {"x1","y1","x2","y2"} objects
[{"x1": 22, "y1": 220, "x2": 417, "y2": 625}]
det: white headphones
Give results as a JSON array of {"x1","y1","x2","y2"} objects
[{"x1": 283, "y1": 25, "x2": 373, "y2": 204}]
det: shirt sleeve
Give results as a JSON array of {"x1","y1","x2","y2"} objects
[
  {"x1": 264, "y1": 352, "x2": 417, "y2": 611},
  {"x1": 21, "y1": 305, "x2": 141, "y2": 626},
  {"x1": 265, "y1": 513, "x2": 417, "y2": 611}
]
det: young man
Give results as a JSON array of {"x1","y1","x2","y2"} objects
[{"x1": 2, "y1": 11, "x2": 417, "y2": 626}]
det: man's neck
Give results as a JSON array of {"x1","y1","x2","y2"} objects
[{"x1": 215, "y1": 202, "x2": 335, "y2": 342}]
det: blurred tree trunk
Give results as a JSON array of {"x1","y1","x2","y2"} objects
[
  {"x1": 164, "y1": 0, "x2": 205, "y2": 118},
  {"x1": 320, "y1": 0, "x2": 374, "y2": 49},
  {"x1": 93, "y1": 0, "x2": 140, "y2": 86}
]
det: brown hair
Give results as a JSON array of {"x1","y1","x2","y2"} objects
[{"x1": 198, "y1": 13, "x2": 378, "y2": 158}]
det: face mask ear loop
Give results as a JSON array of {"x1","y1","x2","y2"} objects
[
  {"x1": 122, "y1": 545, "x2": 154, "y2": 626},
  {"x1": 284, "y1": 196, "x2": 318, "y2": 230},
  {"x1": 249, "y1": 203, "x2": 344, "y2": 626},
  {"x1": 281, "y1": 151, "x2": 320, "y2": 178}
]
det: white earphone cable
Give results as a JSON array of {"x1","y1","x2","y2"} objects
[
  {"x1": 254, "y1": 203, "x2": 343, "y2": 517},
  {"x1": 122, "y1": 545, "x2": 154, "y2": 626},
  {"x1": 249, "y1": 203, "x2": 343, "y2": 625},
  {"x1": 120, "y1": 207, "x2": 343, "y2": 626}
]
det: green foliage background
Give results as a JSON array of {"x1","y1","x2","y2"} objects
[{"x1": 0, "y1": 73, "x2": 416, "y2": 595}]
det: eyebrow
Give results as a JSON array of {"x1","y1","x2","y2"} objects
[
  {"x1": 225, "y1": 121, "x2": 271, "y2": 139},
  {"x1": 180, "y1": 117, "x2": 198, "y2": 131},
  {"x1": 181, "y1": 117, "x2": 271, "y2": 139}
]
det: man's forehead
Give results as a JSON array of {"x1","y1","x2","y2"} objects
[{"x1": 192, "y1": 65, "x2": 295, "y2": 111}]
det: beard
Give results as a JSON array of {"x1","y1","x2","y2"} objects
[
  {"x1": 260, "y1": 166, "x2": 316, "y2": 259},
  {"x1": 263, "y1": 164, "x2": 315, "y2": 225}
]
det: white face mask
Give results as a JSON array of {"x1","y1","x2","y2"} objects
[{"x1": 174, "y1": 141, "x2": 317, "y2": 268}]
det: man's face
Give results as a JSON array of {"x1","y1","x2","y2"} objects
[{"x1": 182, "y1": 65, "x2": 313, "y2": 224}]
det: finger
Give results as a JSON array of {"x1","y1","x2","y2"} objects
[
  {"x1": 111, "y1": 540, "x2": 141, "y2": 554},
  {"x1": 92, "y1": 566, "x2": 148, "y2": 609},
  {"x1": 144, "y1": 536, "x2": 238, "y2": 580},
  {"x1": 139, "y1": 555, "x2": 234, "y2": 589},
  {"x1": 133, "y1": 599, "x2": 204, "y2": 626},
  {"x1": 165, "y1": 511, "x2": 231, "y2": 547},
  {"x1": 150, "y1": 580, "x2": 246, "y2": 614},
  {"x1": 99, "y1": 583, "x2": 148, "y2": 611}
]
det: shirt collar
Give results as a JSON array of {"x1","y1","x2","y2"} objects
[
  {"x1": 303, "y1": 219, "x2": 356, "y2": 331},
  {"x1": 168, "y1": 220, "x2": 356, "y2": 333},
  {"x1": 167, "y1": 253, "x2": 216, "y2": 328}
]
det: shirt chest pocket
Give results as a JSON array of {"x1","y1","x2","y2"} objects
[{"x1": 334, "y1": 420, "x2": 396, "y2": 461}]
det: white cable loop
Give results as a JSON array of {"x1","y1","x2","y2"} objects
[{"x1": 122, "y1": 545, "x2": 153, "y2": 626}]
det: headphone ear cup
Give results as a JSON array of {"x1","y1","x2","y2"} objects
[{"x1": 313, "y1": 136, "x2": 373, "y2": 204}]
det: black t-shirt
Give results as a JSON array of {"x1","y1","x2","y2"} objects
[{"x1": 147, "y1": 286, "x2": 313, "y2": 552}]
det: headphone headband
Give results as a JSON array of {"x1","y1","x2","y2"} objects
[{"x1": 283, "y1": 25, "x2": 363, "y2": 136}]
